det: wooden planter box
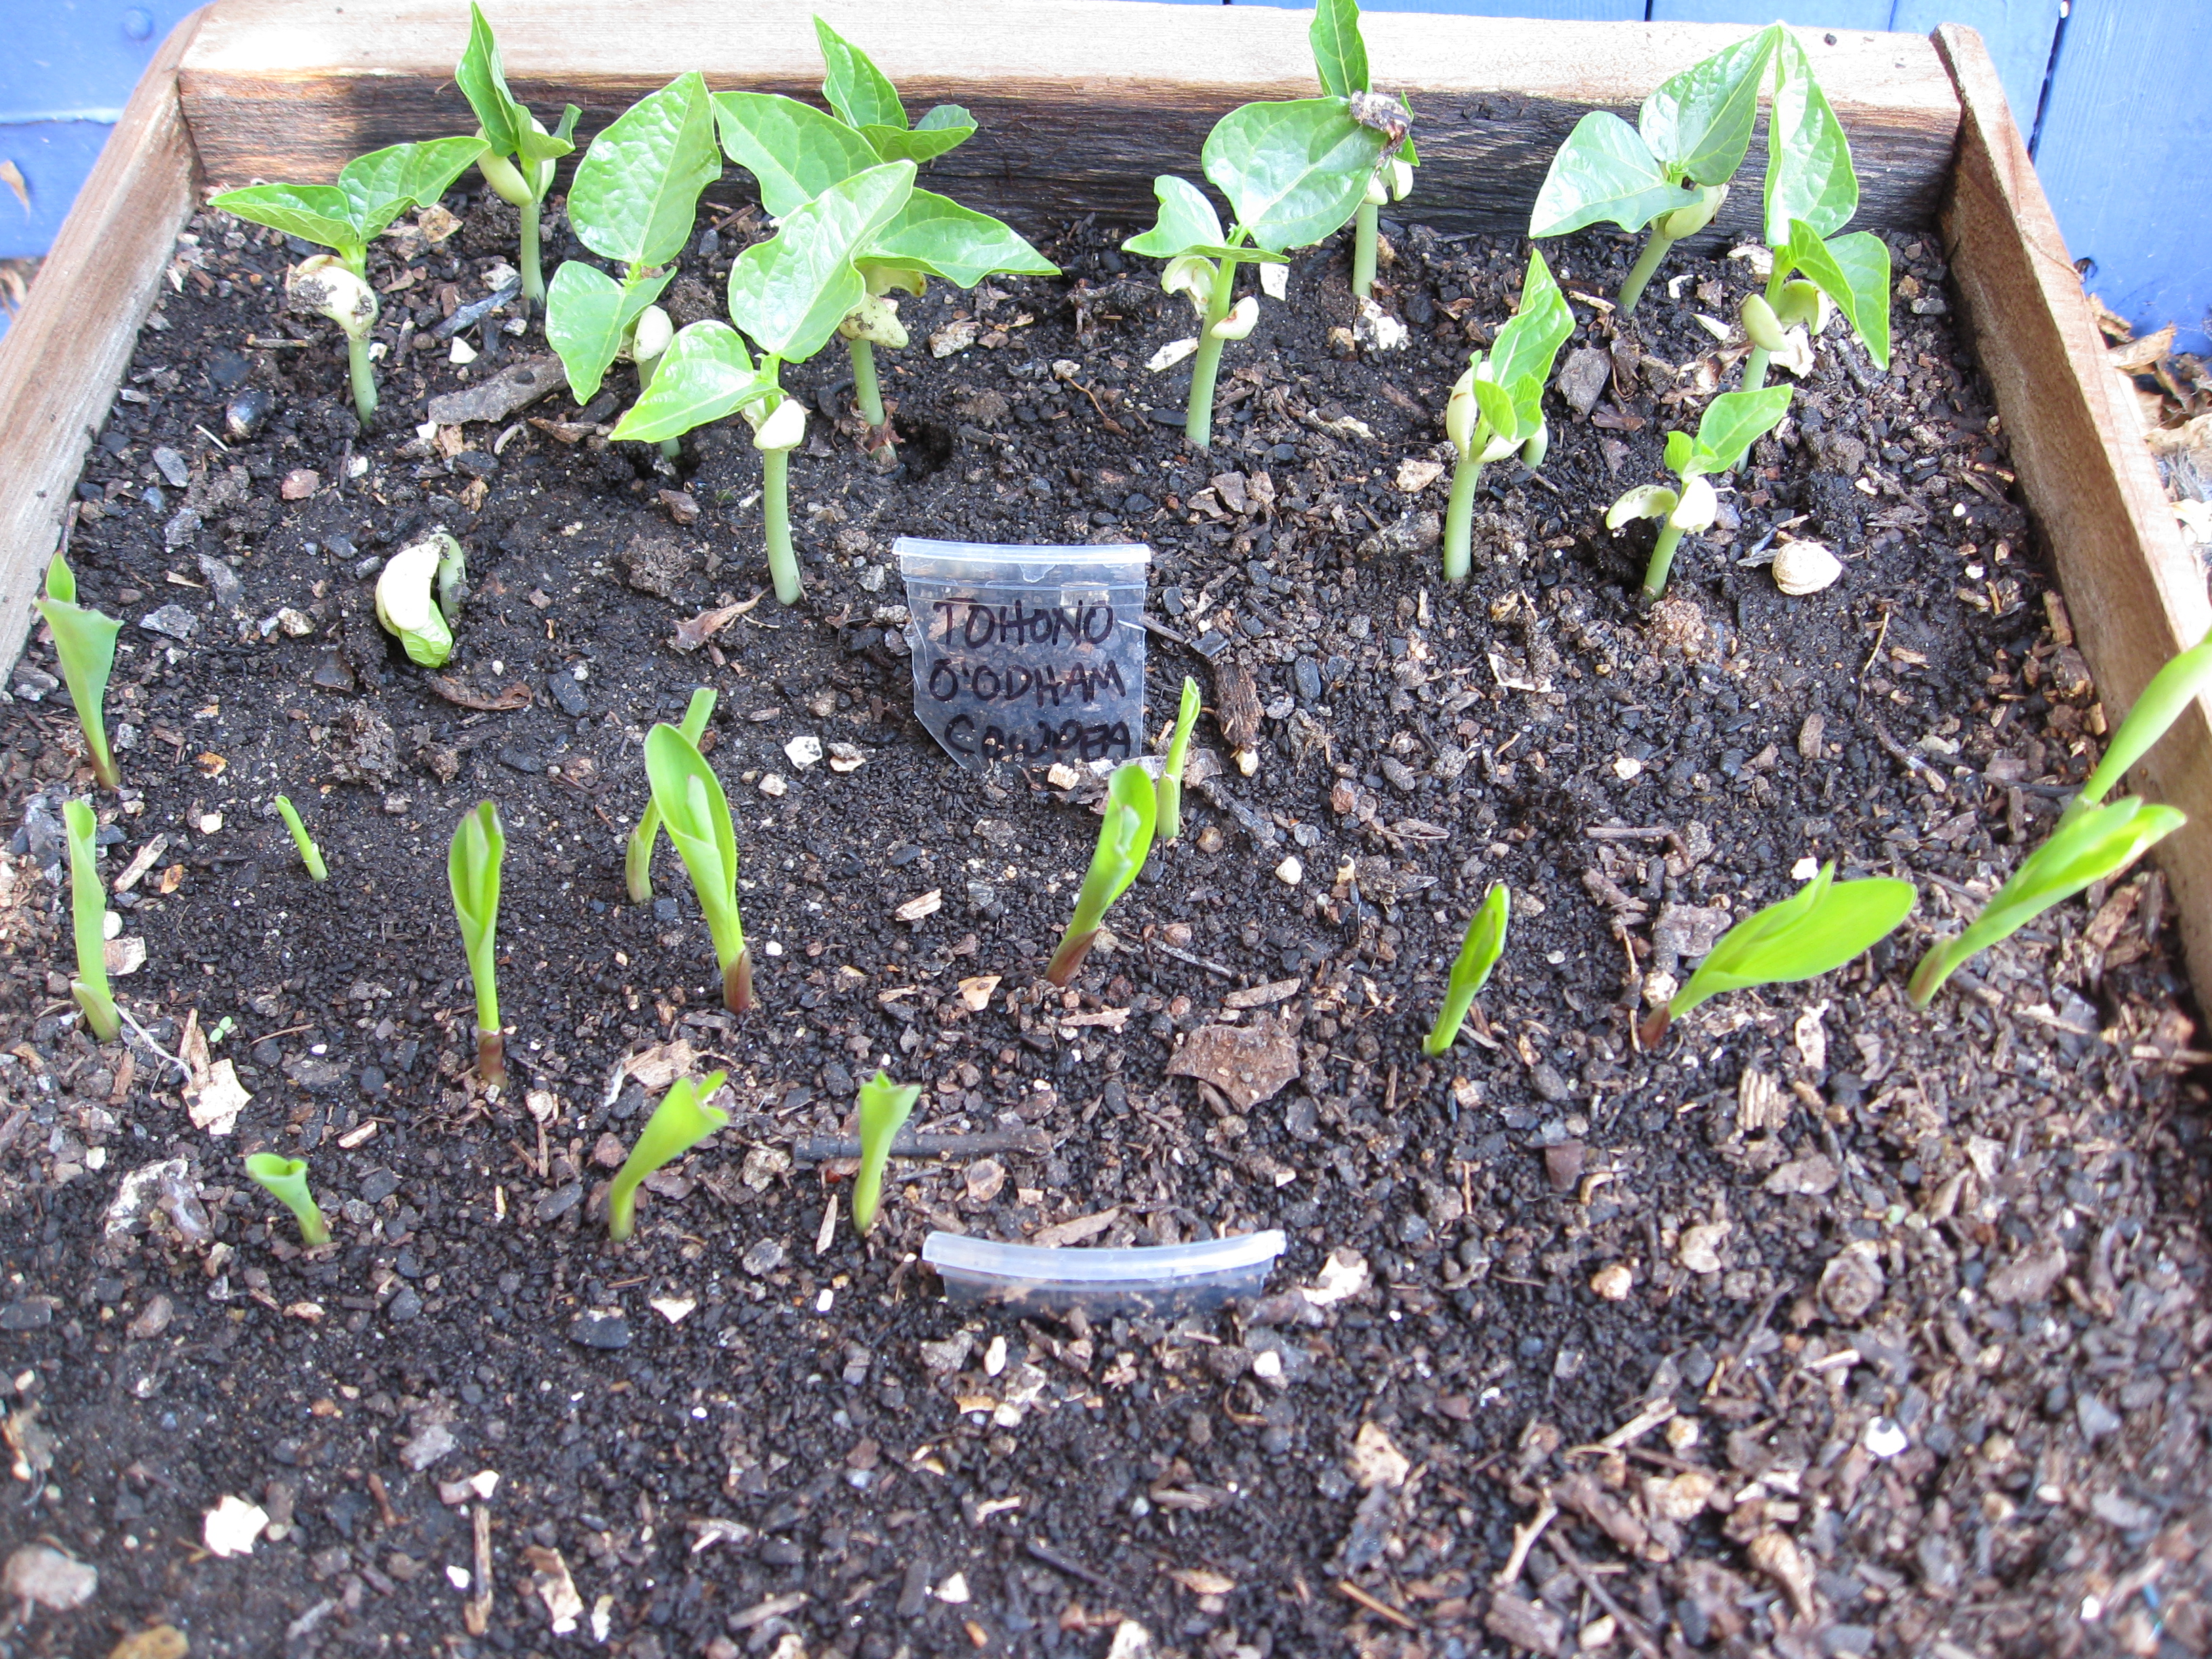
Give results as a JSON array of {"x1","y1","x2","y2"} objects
[{"x1": 3, "y1": 0, "x2": 2205, "y2": 1000}]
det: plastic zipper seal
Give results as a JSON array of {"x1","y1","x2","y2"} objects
[{"x1": 922, "y1": 1228, "x2": 1286, "y2": 1316}]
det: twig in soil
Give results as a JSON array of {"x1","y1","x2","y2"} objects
[
  {"x1": 1583, "y1": 825, "x2": 1672, "y2": 842},
  {"x1": 466, "y1": 1506, "x2": 493, "y2": 1635},
  {"x1": 430, "y1": 278, "x2": 523, "y2": 340},
  {"x1": 194, "y1": 424, "x2": 232, "y2": 453},
  {"x1": 1155, "y1": 941, "x2": 1234, "y2": 978},
  {"x1": 1493, "y1": 1491, "x2": 1557, "y2": 1589},
  {"x1": 1025, "y1": 1537, "x2": 1113, "y2": 1590},
  {"x1": 1336, "y1": 1580, "x2": 1418, "y2": 1632},
  {"x1": 1549, "y1": 1535, "x2": 1663, "y2": 1659},
  {"x1": 790, "y1": 1128, "x2": 1052, "y2": 1164},
  {"x1": 365, "y1": 1471, "x2": 399, "y2": 1528},
  {"x1": 116, "y1": 1006, "x2": 190, "y2": 1081},
  {"x1": 1870, "y1": 720, "x2": 1950, "y2": 790}
]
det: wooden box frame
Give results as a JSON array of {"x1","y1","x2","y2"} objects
[{"x1": 2, "y1": 1, "x2": 2205, "y2": 1001}]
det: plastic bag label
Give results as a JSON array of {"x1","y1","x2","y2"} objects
[{"x1": 897, "y1": 537, "x2": 1149, "y2": 772}]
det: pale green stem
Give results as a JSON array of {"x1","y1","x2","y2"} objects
[
  {"x1": 1185, "y1": 255, "x2": 1240, "y2": 451},
  {"x1": 1443, "y1": 452, "x2": 1484, "y2": 584},
  {"x1": 850, "y1": 335, "x2": 886, "y2": 428},
  {"x1": 518, "y1": 194, "x2": 544, "y2": 314},
  {"x1": 1618, "y1": 230, "x2": 1675, "y2": 317},
  {"x1": 347, "y1": 337, "x2": 377, "y2": 429},
  {"x1": 762, "y1": 445, "x2": 799, "y2": 605},
  {"x1": 1352, "y1": 201, "x2": 1379, "y2": 300},
  {"x1": 1643, "y1": 523, "x2": 1687, "y2": 600}
]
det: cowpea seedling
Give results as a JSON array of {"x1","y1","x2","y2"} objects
[
  {"x1": 1606, "y1": 386, "x2": 1791, "y2": 600},
  {"x1": 273, "y1": 795, "x2": 329, "y2": 882},
  {"x1": 63, "y1": 799, "x2": 119, "y2": 1043},
  {"x1": 244, "y1": 1153, "x2": 331, "y2": 1248},
  {"x1": 375, "y1": 531, "x2": 468, "y2": 667},
  {"x1": 1530, "y1": 25, "x2": 1778, "y2": 314},
  {"x1": 1443, "y1": 249, "x2": 1573, "y2": 584},
  {"x1": 35, "y1": 553, "x2": 122, "y2": 790},
  {"x1": 449, "y1": 800, "x2": 508, "y2": 1086},
  {"x1": 626, "y1": 687, "x2": 718, "y2": 903},
  {"x1": 211, "y1": 138, "x2": 487, "y2": 425},
  {"x1": 1046, "y1": 762, "x2": 1158, "y2": 987},
  {"x1": 1639, "y1": 861, "x2": 1914, "y2": 1048},
  {"x1": 1125, "y1": 98, "x2": 1391, "y2": 448},
  {"x1": 454, "y1": 3, "x2": 580, "y2": 313},
  {"x1": 644, "y1": 723, "x2": 754, "y2": 1012},
  {"x1": 1309, "y1": 0, "x2": 1417, "y2": 300},
  {"x1": 851, "y1": 1068, "x2": 921, "y2": 1235},
  {"x1": 1423, "y1": 882, "x2": 1509, "y2": 1057},
  {"x1": 1156, "y1": 677, "x2": 1203, "y2": 842},
  {"x1": 607, "y1": 1071, "x2": 730, "y2": 1242}
]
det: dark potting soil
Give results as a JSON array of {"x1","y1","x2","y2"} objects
[{"x1": 0, "y1": 184, "x2": 2207, "y2": 1659}]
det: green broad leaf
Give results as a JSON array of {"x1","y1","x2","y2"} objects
[
  {"x1": 1471, "y1": 378, "x2": 1517, "y2": 444},
  {"x1": 1123, "y1": 175, "x2": 1225, "y2": 260},
  {"x1": 611, "y1": 322, "x2": 773, "y2": 443},
  {"x1": 1675, "y1": 862, "x2": 1914, "y2": 1017},
  {"x1": 456, "y1": 2, "x2": 525, "y2": 159},
  {"x1": 1689, "y1": 385, "x2": 1792, "y2": 472},
  {"x1": 339, "y1": 137, "x2": 491, "y2": 242},
  {"x1": 1486, "y1": 249, "x2": 1574, "y2": 407},
  {"x1": 1203, "y1": 98, "x2": 1387, "y2": 253},
  {"x1": 1766, "y1": 33, "x2": 1858, "y2": 245},
  {"x1": 645, "y1": 723, "x2": 738, "y2": 908},
  {"x1": 1528, "y1": 112, "x2": 1683, "y2": 238},
  {"x1": 861, "y1": 189, "x2": 1056, "y2": 286},
  {"x1": 859, "y1": 118, "x2": 975, "y2": 165},
  {"x1": 1786, "y1": 222, "x2": 1891, "y2": 369},
  {"x1": 712, "y1": 91, "x2": 880, "y2": 219},
  {"x1": 208, "y1": 184, "x2": 362, "y2": 257},
  {"x1": 1310, "y1": 0, "x2": 1370, "y2": 98},
  {"x1": 544, "y1": 261, "x2": 674, "y2": 402},
  {"x1": 1639, "y1": 24, "x2": 1777, "y2": 186},
  {"x1": 1663, "y1": 429, "x2": 1695, "y2": 476},
  {"x1": 727, "y1": 162, "x2": 916, "y2": 363},
  {"x1": 531, "y1": 104, "x2": 583, "y2": 167},
  {"x1": 571, "y1": 73, "x2": 722, "y2": 268},
  {"x1": 815, "y1": 17, "x2": 907, "y2": 133}
]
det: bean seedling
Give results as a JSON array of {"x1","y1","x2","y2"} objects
[
  {"x1": 607, "y1": 1071, "x2": 730, "y2": 1242},
  {"x1": 1046, "y1": 762, "x2": 1158, "y2": 987},
  {"x1": 375, "y1": 532, "x2": 468, "y2": 667},
  {"x1": 244, "y1": 1153, "x2": 331, "y2": 1247},
  {"x1": 1607, "y1": 386, "x2": 1790, "y2": 600},
  {"x1": 273, "y1": 795, "x2": 329, "y2": 882},
  {"x1": 1639, "y1": 861, "x2": 1914, "y2": 1047},
  {"x1": 453, "y1": 3, "x2": 580, "y2": 312},
  {"x1": 448, "y1": 800, "x2": 508, "y2": 1086},
  {"x1": 1422, "y1": 882, "x2": 1509, "y2": 1057},
  {"x1": 1157, "y1": 677, "x2": 1202, "y2": 842},
  {"x1": 1443, "y1": 249, "x2": 1572, "y2": 583},
  {"x1": 211, "y1": 138, "x2": 487, "y2": 424},
  {"x1": 35, "y1": 553, "x2": 122, "y2": 790},
  {"x1": 626, "y1": 687, "x2": 717, "y2": 903},
  {"x1": 851, "y1": 1068, "x2": 920, "y2": 1235},
  {"x1": 63, "y1": 798, "x2": 119, "y2": 1043},
  {"x1": 644, "y1": 723, "x2": 753, "y2": 1012},
  {"x1": 1308, "y1": 0, "x2": 1417, "y2": 300}
]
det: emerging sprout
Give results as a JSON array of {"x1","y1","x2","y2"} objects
[
  {"x1": 607, "y1": 1071, "x2": 730, "y2": 1242},
  {"x1": 625, "y1": 687, "x2": 717, "y2": 903},
  {"x1": 1308, "y1": 0, "x2": 1418, "y2": 300},
  {"x1": 1046, "y1": 762, "x2": 1158, "y2": 987},
  {"x1": 1422, "y1": 882, "x2": 1509, "y2": 1057},
  {"x1": 2063, "y1": 626, "x2": 2212, "y2": 826},
  {"x1": 244, "y1": 1153, "x2": 331, "y2": 1248},
  {"x1": 273, "y1": 794, "x2": 329, "y2": 882},
  {"x1": 375, "y1": 532, "x2": 467, "y2": 667},
  {"x1": 448, "y1": 801, "x2": 508, "y2": 1086},
  {"x1": 1157, "y1": 677, "x2": 1202, "y2": 842},
  {"x1": 851, "y1": 1068, "x2": 921, "y2": 1235},
  {"x1": 63, "y1": 798, "x2": 119, "y2": 1042},
  {"x1": 1607, "y1": 387, "x2": 1790, "y2": 600},
  {"x1": 453, "y1": 1, "x2": 580, "y2": 312},
  {"x1": 643, "y1": 724, "x2": 752, "y2": 1012},
  {"x1": 1640, "y1": 861, "x2": 1914, "y2": 1048},
  {"x1": 1443, "y1": 250, "x2": 1572, "y2": 584},
  {"x1": 35, "y1": 553, "x2": 122, "y2": 790},
  {"x1": 287, "y1": 258, "x2": 382, "y2": 428}
]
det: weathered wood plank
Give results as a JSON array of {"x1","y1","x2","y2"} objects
[
  {"x1": 178, "y1": 0, "x2": 1957, "y2": 238},
  {"x1": 1934, "y1": 22, "x2": 2212, "y2": 1004},
  {"x1": 0, "y1": 9, "x2": 206, "y2": 672}
]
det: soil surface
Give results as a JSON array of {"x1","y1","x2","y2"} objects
[{"x1": 0, "y1": 177, "x2": 2207, "y2": 1659}]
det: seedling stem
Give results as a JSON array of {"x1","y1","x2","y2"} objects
[{"x1": 274, "y1": 795, "x2": 329, "y2": 881}]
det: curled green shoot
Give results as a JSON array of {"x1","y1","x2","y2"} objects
[
  {"x1": 1607, "y1": 388, "x2": 1790, "y2": 600},
  {"x1": 607, "y1": 1070, "x2": 729, "y2": 1242},
  {"x1": 35, "y1": 554, "x2": 122, "y2": 791},
  {"x1": 272, "y1": 795, "x2": 329, "y2": 882},
  {"x1": 852, "y1": 1068, "x2": 921, "y2": 1235},
  {"x1": 1442, "y1": 249, "x2": 1572, "y2": 584},
  {"x1": 626, "y1": 687, "x2": 717, "y2": 903},
  {"x1": 453, "y1": 1, "x2": 579, "y2": 314},
  {"x1": 644, "y1": 724, "x2": 752, "y2": 1012},
  {"x1": 1046, "y1": 762, "x2": 1158, "y2": 987},
  {"x1": 1308, "y1": 0, "x2": 1418, "y2": 302},
  {"x1": 62, "y1": 798, "x2": 118, "y2": 1043},
  {"x1": 1422, "y1": 882, "x2": 1509, "y2": 1057},
  {"x1": 448, "y1": 800, "x2": 507, "y2": 1086},
  {"x1": 1158, "y1": 677, "x2": 1202, "y2": 842},
  {"x1": 244, "y1": 1153, "x2": 331, "y2": 1248}
]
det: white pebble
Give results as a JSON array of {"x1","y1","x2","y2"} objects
[
  {"x1": 1863, "y1": 1416, "x2": 1908, "y2": 1458},
  {"x1": 1275, "y1": 856, "x2": 1303, "y2": 885},
  {"x1": 758, "y1": 774, "x2": 787, "y2": 798},
  {"x1": 784, "y1": 734, "x2": 823, "y2": 769}
]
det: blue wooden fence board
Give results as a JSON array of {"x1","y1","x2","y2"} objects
[
  {"x1": 1229, "y1": 0, "x2": 1639, "y2": 14},
  {"x1": 1649, "y1": 1, "x2": 1895, "y2": 28},
  {"x1": 1888, "y1": 0, "x2": 2058, "y2": 133},
  {"x1": 0, "y1": 121, "x2": 119, "y2": 262}
]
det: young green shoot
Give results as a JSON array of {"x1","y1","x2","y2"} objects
[
  {"x1": 851, "y1": 1068, "x2": 920, "y2": 1235},
  {"x1": 1124, "y1": 98, "x2": 1391, "y2": 448},
  {"x1": 1046, "y1": 762, "x2": 1158, "y2": 987},
  {"x1": 35, "y1": 552, "x2": 121, "y2": 790},
  {"x1": 644, "y1": 723, "x2": 752, "y2": 1012},
  {"x1": 1308, "y1": 0, "x2": 1418, "y2": 300},
  {"x1": 1443, "y1": 249, "x2": 1572, "y2": 583},
  {"x1": 244, "y1": 1153, "x2": 331, "y2": 1248},
  {"x1": 454, "y1": 1, "x2": 580, "y2": 312},
  {"x1": 1157, "y1": 677, "x2": 1202, "y2": 842},
  {"x1": 211, "y1": 138, "x2": 487, "y2": 426},
  {"x1": 1639, "y1": 861, "x2": 1914, "y2": 1048},
  {"x1": 2062, "y1": 625, "x2": 2212, "y2": 826},
  {"x1": 62, "y1": 798, "x2": 119, "y2": 1043},
  {"x1": 374, "y1": 531, "x2": 467, "y2": 667},
  {"x1": 1422, "y1": 882, "x2": 1509, "y2": 1057},
  {"x1": 273, "y1": 795, "x2": 329, "y2": 882},
  {"x1": 1530, "y1": 25, "x2": 1778, "y2": 314},
  {"x1": 1607, "y1": 386, "x2": 1790, "y2": 600},
  {"x1": 626, "y1": 687, "x2": 717, "y2": 903},
  {"x1": 448, "y1": 800, "x2": 508, "y2": 1086},
  {"x1": 607, "y1": 1070, "x2": 730, "y2": 1242}
]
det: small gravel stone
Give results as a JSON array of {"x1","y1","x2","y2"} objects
[
  {"x1": 359, "y1": 1168, "x2": 401, "y2": 1204},
  {"x1": 547, "y1": 670, "x2": 588, "y2": 717},
  {"x1": 386, "y1": 1286, "x2": 424, "y2": 1322},
  {"x1": 569, "y1": 1309, "x2": 630, "y2": 1350},
  {"x1": 1294, "y1": 657, "x2": 1322, "y2": 701},
  {"x1": 152, "y1": 447, "x2": 191, "y2": 488},
  {"x1": 1274, "y1": 855, "x2": 1302, "y2": 884},
  {"x1": 741, "y1": 1238, "x2": 786, "y2": 1277},
  {"x1": 140, "y1": 603, "x2": 197, "y2": 640}
]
